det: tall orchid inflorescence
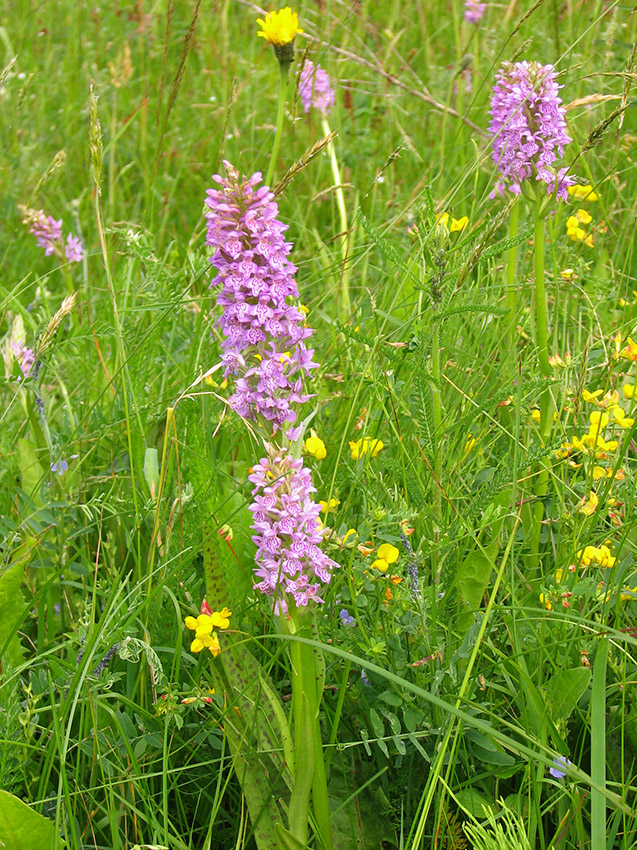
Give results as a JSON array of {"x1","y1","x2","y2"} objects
[
  {"x1": 205, "y1": 164, "x2": 318, "y2": 434},
  {"x1": 488, "y1": 61, "x2": 573, "y2": 200},
  {"x1": 206, "y1": 162, "x2": 338, "y2": 613},
  {"x1": 298, "y1": 60, "x2": 335, "y2": 116}
]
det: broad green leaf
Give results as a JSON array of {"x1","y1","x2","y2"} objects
[
  {"x1": 0, "y1": 562, "x2": 26, "y2": 667},
  {"x1": 545, "y1": 667, "x2": 591, "y2": 722},
  {"x1": 0, "y1": 789, "x2": 64, "y2": 849},
  {"x1": 17, "y1": 438, "x2": 45, "y2": 509},
  {"x1": 274, "y1": 823, "x2": 306, "y2": 850},
  {"x1": 458, "y1": 551, "x2": 493, "y2": 609},
  {"x1": 455, "y1": 787, "x2": 494, "y2": 818}
]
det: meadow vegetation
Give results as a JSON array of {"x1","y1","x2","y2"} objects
[{"x1": 1, "y1": 1, "x2": 637, "y2": 848}]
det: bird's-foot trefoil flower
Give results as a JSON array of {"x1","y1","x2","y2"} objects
[
  {"x1": 371, "y1": 542, "x2": 399, "y2": 572},
  {"x1": 185, "y1": 607, "x2": 232, "y2": 656}
]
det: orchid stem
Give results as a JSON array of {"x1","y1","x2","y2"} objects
[
  {"x1": 529, "y1": 204, "x2": 553, "y2": 571},
  {"x1": 506, "y1": 199, "x2": 519, "y2": 350}
]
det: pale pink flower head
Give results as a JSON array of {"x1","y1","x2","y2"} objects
[
  {"x1": 465, "y1": 0, "x2": 486, "y2": 23},
  {"x1": 298, "y1": 60, "x2": 335, "y2": 116}
]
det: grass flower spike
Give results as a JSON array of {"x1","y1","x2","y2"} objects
[{"x1": 488, "y1": 61, "x2": 573, "y2": 200}]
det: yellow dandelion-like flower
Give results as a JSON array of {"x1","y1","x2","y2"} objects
[{"x1": 257, "y1": 7, "x2": 302, "y2": 46}]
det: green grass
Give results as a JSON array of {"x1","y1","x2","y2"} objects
[{"x1": 1, "y1": 1, "x2": 637, "y2": 848}]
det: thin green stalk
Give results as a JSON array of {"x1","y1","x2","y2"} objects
[
  {"x1": 265, "y1": 63, "x2": 288, "y2": 188},
  {"x1": 506, "y1": 200, "x2": 519, "y2": 349},
  {"x1": 431, "y1": 319, "x2": 442, "y2": 581},
  {"x1": 321, "y1": 115, "x2": 350, "y2": 318},
  {"x1": 303, "y1": 634, "x2": 332, "y2": 850},
  {"x1": 286, "y1": 608, "x2": 332, "y2": 850},
  {"x1": 325, "y1": 659, "x2": 351, "y2": 774},
  {"x1": 534, "y1": 209, "x2": 551, "y2": 382},
  {"x1": 528, "y1": 205, "x2": 553, "y2": 571},
  {"x1": 591, "y1": 638, "x2": 608, "y2": 848}
]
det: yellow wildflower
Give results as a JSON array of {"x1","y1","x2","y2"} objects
[
  {"x1": 582, "y1": 389, "x2": 603, "y2": 404},
  {"x1": 343, "y1": 528, "x2": 358, "y2": 545},
  {"x1": 549, "y1": 352, "x2": 571, "y2": 368},
  {"x1": 531, "y1": 408, "x2": 541, "y2": 424},
  {"x1": 539, "y1": 592, "x2": 553, "y2": 611},
  {"x1": 371, "y1": 542, "x2": 399, "y2": 572},
  {"x1": 304, "y1": 428, "x2": 327, "y2": 460},
  {"x1": 185, "y1": 608, "x2": 232, "y2": 656},
  {"x1": 450, "y1": 215, "x2": 469, "y2": 232},
  {"x1": 349, "y1": 436, "x2": 384, "y2": 460},
  {"x1": 435, "y1": 212, "x2": 468, "y2": 232},
  {"x1": 435, "y1": 212, "x2": 449, "y2": 228},
  {"x1": 566, "y1": 209, "x2": 594, "y2": 245},
  {"x1": 623, "y1": 383, "x2": 635, "y2": 399},
  {"x1": 589, "y1": 410, "x2": 609, "y2": 430},
  {"x1": 611, "y1": 406, "x2": 634, "y2": 428},
  {"x1": 319, "y1": 497, "x2": 340, "y2": 514},
  {"x1": 256, "y1": 7, "x2": 302, "y2": 45},
  {"x1": 561, "y1": 268, "x2": 575, "y2": 280},
  {"x1": 578, "y1": 544, "x2": 616, "y2": 568},
  {"x1": 577, "y1": 491, "x2": 599, "y2": 516},
  {"x1": 568, "y1": 184, "x2": 599, "y2": 202},
  {"x1": 619, "y1": 336, "x2": 637, "y2": 362},
  {"x1": 464, "y1": 433, "x2": 478, "y2": 453}
]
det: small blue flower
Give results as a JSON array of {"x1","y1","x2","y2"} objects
[
  {"x1": 360, "y1": 669, "x2": 370, "y2": 686},
  {"x1": 51, "y1": 454, "x2": 78, "y2": 476},
  {"x1": 549, "y1": 756, "x2": 572, "y2": 779},
  {"x1": 339, "y1": 608, "x2": 356, "y2": 626}
]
